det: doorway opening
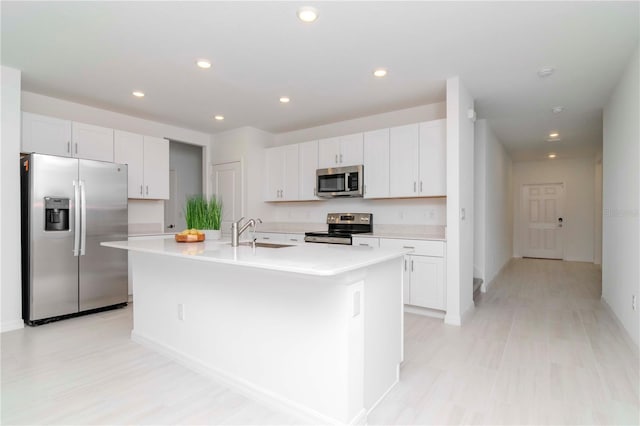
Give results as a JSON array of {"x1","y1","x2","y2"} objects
[
  {"x1": 520, "y1": 183, "x2": 565, "y2": 260},
  {"x1": 164, "y1": 140, "x2": 203, "y2": 232}
]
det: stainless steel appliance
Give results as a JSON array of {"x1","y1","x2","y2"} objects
[
  {"x1": 304, "y1": 213, "x2": 373, "y2": 245},
  {"x1": 316, "y1": 165, "x2": 363, "y2": 198},
  {"x1": 20, "y1": 153, "x2": 128, "y2": 325}
]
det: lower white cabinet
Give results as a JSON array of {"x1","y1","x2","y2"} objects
[
  {"x1": 352, "y1": 236, "x2": 379, "y2": 247},
  {"x1": 380, "y1": 238, "x2": 446, "y2": 311},
  {"x1": 253, "y1": 232, "x2": 304, "y2": 244}
]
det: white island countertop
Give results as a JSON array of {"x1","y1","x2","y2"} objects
[{"x1": 102, "y1": 239, "x2": 409, "y2": 277}]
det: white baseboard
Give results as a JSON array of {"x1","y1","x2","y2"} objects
[
  {"x1": 444, "y1": 303, "x2": 475, "y2": 326},
  {"x1": 1, "y1": 319, "x2": 24, "y2": 333},
  {"x1": 404, "y1": 305, "x2": 445, "y2": 319},
  {"x1": 601, "y1": 298, "x2": 639, "y2": 357},
  {"x1": 131, "y1": 330, "x2": 362, "y2": 426}
]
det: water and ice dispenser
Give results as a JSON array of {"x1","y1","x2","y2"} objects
[{"x1": 44, "y1": 197, "x2": 70, "y2": 231}]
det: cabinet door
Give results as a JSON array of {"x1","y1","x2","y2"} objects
[
  {"x1": 298, "y1": 140, "x2": 319, "y2": 200},
  {"x1": 389, "y1": 124, "x2": 419, "y2": 197},
  {"x1": 338, "y1": 133, "x2": 363, "y2": 166},
  {"x1": 142, "y1": 136, "x2": 169, "y2": 199},
  {"x1": 363, "y1": 128, "x2": 389, "y2": 198},
  {"x1": 72, "y1": 122, "x2": 114, "y2": 162},
  {"x1": 419, "y1": 119, "x2": 446, "y2": 196},
  {"x1": 318, "y1": 137, "x2": 340, "y2": 168},
  {"x1": 114, "y1": 130, "x2": 144, "y2": 198},
  {"x1": 281, "y1": 144, "x2": 299, "y2": 201},
  {"x1": 410, "y1": 256, "x2": 445, "y2": 310},
  {"x1": 264, "y1": 146, "x2": 284, "y2": 201},
  {"x1": 21, "y1": 112, "x2": 72, "y2": 157}
]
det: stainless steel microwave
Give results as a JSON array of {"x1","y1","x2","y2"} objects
[{"x1": 316, "y1": 165, "x2": 363, "y2": 198}]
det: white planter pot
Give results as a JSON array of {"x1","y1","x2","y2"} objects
[{"x1": 204, "y1": 229, "x2": 222, "y2": 240}]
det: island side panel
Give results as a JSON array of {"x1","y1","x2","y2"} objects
[{"x1": 129, "y1": 251, "x2": 365, "y2": 425}]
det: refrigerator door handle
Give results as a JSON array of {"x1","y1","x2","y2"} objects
[
  {"x1": 73, "y1": 180, "x2": 80, "y2": 256},
  {"x1": 80, "y1": 180, "x2": 87, "y2": 256}
]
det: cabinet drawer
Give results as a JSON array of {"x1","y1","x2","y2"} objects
[
  {"x1": 352, "y1": 236, "x2": 379, "y2": 248},
  {"x1": 379, "y1": 238, "x2": 444, "y2": 257}
]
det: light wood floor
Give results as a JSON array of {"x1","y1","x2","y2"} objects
[{"x1": 2, "y1": 258, "x2": 638, "y2": 425}]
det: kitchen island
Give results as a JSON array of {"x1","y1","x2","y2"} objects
[{"x1": 101, "y1": 238, "x2": 407, "y2": 425}]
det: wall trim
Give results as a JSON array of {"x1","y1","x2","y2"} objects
[
  {"x1": 132, "y1": 330, "x2": 361, "y2": 426},
  {"x1": 1, "y1": 319, "x2": 25, "y2": 333},
  {"x1": 444, "y1": 303, "x2": 475, "y2": 326},
  {"x1": 601, "y1": 297, "x2": 640, "y2": 357},
  {"x1": 404, "y1": 305, "x2": 445, "y2": 319}
]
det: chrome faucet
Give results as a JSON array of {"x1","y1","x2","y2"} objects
[{"x1": 231, "y1": 217, "x2": 262, "y2": 247}]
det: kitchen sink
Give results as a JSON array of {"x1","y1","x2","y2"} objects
[{"x1": 234, "y1": 241, "x2": 293, "y2": 248}]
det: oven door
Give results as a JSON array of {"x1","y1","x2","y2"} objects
[{"x1": 316, "y1": 165, "x2": 363, "y2": 198}]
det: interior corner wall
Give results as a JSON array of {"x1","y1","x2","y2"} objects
[
  {"x1": 474, "y1": 119, "x2": 513, "y2": 288},
  {"x1": 445, "y1": 76, "x2": 475, "y2": 326},
  {"x1": 512, "y1": 157, "x2": 596, "y2": 262},
  {"x1": 1, "y1": 66, "x2": 24, "y2": 332},
  {"x1": 602, "y1": 47, "x2": 639, "y2": 349}
]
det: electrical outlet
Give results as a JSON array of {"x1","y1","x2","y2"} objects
[
  {"x1": 178, "y1": 303, "x2": 185, "y2": 321},
  {"x1": 632, "y1": 295, "x2": 636, "y2": 311}
]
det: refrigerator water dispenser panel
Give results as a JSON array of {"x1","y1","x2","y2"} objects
[{"x1": 44, "y1": 197, "x2": 69, "y2": 231}]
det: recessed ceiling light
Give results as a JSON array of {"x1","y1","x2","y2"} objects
[
  {"x1": 279, "y1": 96, "x2": 290, "y2": 103},
  {"x1": 548, "y1": 153, "x2": 557, "y2": 159},
  {"x1": 132, "y1": 91, "x2": 145, "y2": 98},
  {"x1": 196, "y1": 59, "x2": 212, "y2": 69},
  {"x1": 373, "y1": 68, "x2": 388, "y2": 78},
  {"x1": 214, "y1": 115, "x2": 224, "y2": 121},
  {"x1": 549, "y1": 132, "x2": 559, "y2": 138},
  {"x1": 297, "y1": 6, "x2": 319, "y2": 23},
  {"x1": 537, "y1": 67, "x2": 555, "y2": 78},
  {"x1": 552, "y1": 106, "x2": 564, "y2": 114}
]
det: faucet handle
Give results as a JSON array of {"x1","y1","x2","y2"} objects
[{"x1": 236, "y1": 216, "x2": 245, "y2": 224}]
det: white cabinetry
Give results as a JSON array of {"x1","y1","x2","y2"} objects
[
  {"x1": 389, "y1": 119, "x2": 446, "y2": 198},
  {"x1": 363, "y1": 128, "x2": 389, "y2": 198},
  {"x1": 114, "y1": 131, "x2": 169, "y2": 199},
  {"x1": 21, "y1": 112, "x2": 72, "y2": 157},
  {"x1": 22, "y1": 112, "x2": 114, "y2": 162},
  {"x1": 71, "y1": 122, "x2": 114, "y2": 162},
  {"x1": 298, "y1": 140, "x2": 319, "y2": 200},
  {"x1": 253, "y1": 232, "x2": 304, "y2": 244},
  {"x1": 264, "y1": 144, "x2": 299, "y2": 201},
  {"x1": 352, "y1": 236, "x2": 380, "y2": 248},
  {"x1": 318, "y1": 133, "x2": 363, "y2": 168},
  {"x1": 379, "y1": 238, "x2": 446, "y2": 310}
]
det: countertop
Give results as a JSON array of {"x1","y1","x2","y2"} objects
[{"x1": 102, "y1": 238, "x2": 409, "y2": 277}]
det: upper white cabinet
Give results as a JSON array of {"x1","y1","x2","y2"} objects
[
  {"x1": 318, "y1": 133, "x2": 363, "y2": 168},
  {"x1": 298, "y1": 140, "x2": 319, "y2": 200},
  {"x1": 363, "y1": 128, "x2": 390, "y2": 198},
  {"x1": 389, "y1": 119, "x2": 446, "y2": 198},
  {"x1": 21, "y1": 112, "x2": 72, "y2": 157},
  {"x1": 418, "y1": 119, "x2": 446, "y2": 197},
  {"x1": 114, "y1": 131, "x2": 169, "y2": 199},
  {"x1": 264, "y1": 144, "x2": 299, "y2": 201},
  {"x1": 22, "y1": 112, "x2": 114, "y2": 162},
  {"x1": 71, "y1": 122, "x2": 114, "y2": 162}
]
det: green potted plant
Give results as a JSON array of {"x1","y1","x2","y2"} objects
[{"x1": 185, "y1": 195, "x2": 223, "y2": 240}]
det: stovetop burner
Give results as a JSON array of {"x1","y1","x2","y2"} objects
[{"x1": 304, "y1": 213, "x2": 373, "y2": 245}]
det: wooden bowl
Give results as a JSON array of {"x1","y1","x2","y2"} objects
[{"x1": 175, "y1": 233, "x2": 205, "y2": 243}]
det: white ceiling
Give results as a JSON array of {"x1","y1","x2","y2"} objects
[{"x1": 2, "y1": 1, "x2": 638, "y2": 160}]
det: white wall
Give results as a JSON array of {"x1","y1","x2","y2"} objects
[
  {"x1": 1, "y1": 66, "x2": 24, "y2": 332},
  {"x1": 512, "y1": 157, "x2": 596, "y2": 262},
  {"x1": 21, "y1": 91, "x2": 213, "y2": 229},
  {"x1": 474, "y1": 120, "x2": 513, "y2": 288},
  {"x1": 602, "y1": 47, "x2": 639, "y2": 349},
  {"x1": 445, "y1": 77, "x2": 475, "y2": 326}
]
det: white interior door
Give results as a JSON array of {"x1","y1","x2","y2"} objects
[
  {"x1": 521, "y1": 183, "x2": 565, "y2": 259},
  {"x1": 211, "y1": 162, "x2": 243, "y2": 235}
]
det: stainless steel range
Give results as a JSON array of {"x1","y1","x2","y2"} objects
[{"x1": 304, "y1": 213, "x2": 373, "y2": 245}]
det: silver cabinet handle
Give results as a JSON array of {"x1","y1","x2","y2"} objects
[
  {"x1": 411, "y1": 259, "x2": 414, "y2": 272},
  {"x1": 404, "y1": 259, "x2": 407, "y2": 271},
  {"x1": 140, "y1": 185, "x2": 143, "y2": 196},
  {"x1": 359, "y1": 243, "x2": 369, "y2": 247},
  {"x1": 403, "y1": 246, "x2": 415, "y2": 249},
  {"x1": 67, "y1": 142, "x2": 71, "y2": 153},
  {"x1": 420, "y1": 181, "x2": 423, "y2": 192},
  {"x1": 340, "y1": 154, "x2": 343, "y2": 163},
  {"x1": 413, "y1": 181, "x2": 417, "y2": 192},
  {"x1": 75, "y1": 143, "x2": 78, "y2": 155},
  {"x1": 290, "y1": 238, "x2": 298, "y2": 242},
  {"x1": 335, "y1": 154, "x2": 338, "y2": 164},
  {"x1": 79, "y1": 180, "x2": 87, "y2": 256},
  {"x1": 73, "y1": 180, "x2": 80, "y2": 256},
  {"x1": 146, "y1": 185, "x2": 149, "y2": 195},
  {"x1": 263, "y1": 236, "x2": 270, "y2": 240}
]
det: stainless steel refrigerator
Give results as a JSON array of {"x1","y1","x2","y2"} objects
[{"x1": 20, "y1": 153, "x2": 128, "y2": 325}]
